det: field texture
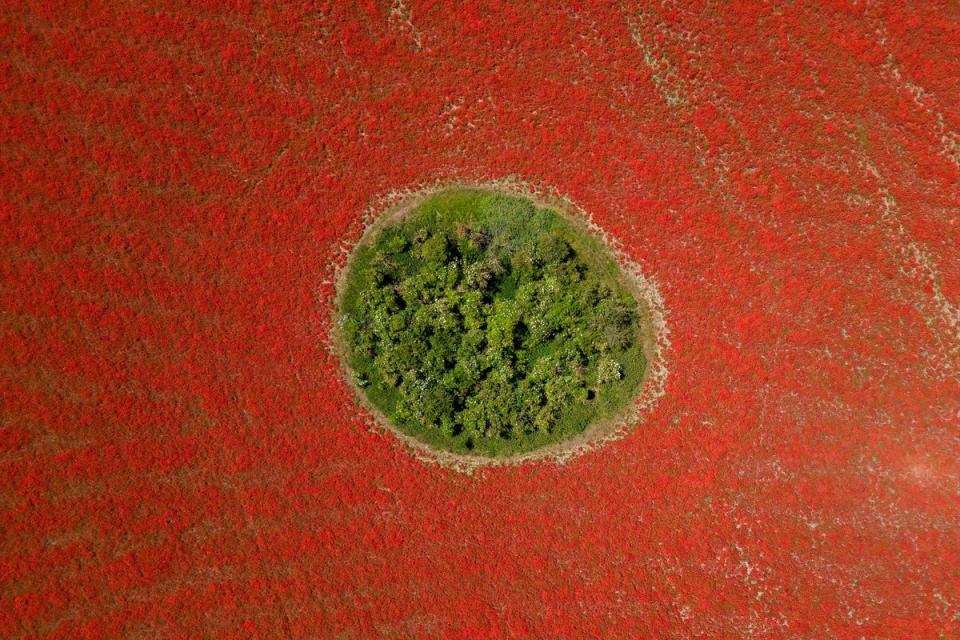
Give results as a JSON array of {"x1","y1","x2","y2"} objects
[{"x1": 2, "y1": 1, "x2": 959, "y2": 638}]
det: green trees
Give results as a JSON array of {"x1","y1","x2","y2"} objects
[
  {"x1": 420, "y1": 231, "x2": 449, "y2": 264},
  {"x1": 339, "y1": 190, "x2": 646, "y2": 457}
]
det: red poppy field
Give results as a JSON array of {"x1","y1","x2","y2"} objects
[{"x1": 2, "y1": 1, "x2": 959, "y2": 638}]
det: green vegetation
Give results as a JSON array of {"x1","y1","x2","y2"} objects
[{"x1": 338, "y1": 189, "x2": 646, "y2": 457}]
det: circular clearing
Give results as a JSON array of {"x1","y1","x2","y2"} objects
[{"x1": 333, "y1": 183, "x2": 667, "y2": 469}]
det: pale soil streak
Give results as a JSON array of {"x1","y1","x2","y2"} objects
[
  {"x1": 625, "y1": 14, "x2": 687, "y2": 108},
  {"x1": 866, "y1": 19, "x2": 960, "y2": 379},
  {"x1": 325, "y1": 178, "x2": 670, "y2": 473},
  {"x1": 625, "y1": 5, "x2": 760, "y2": 222},
  {"x1": 388, "y1": 0, "x2": 422, "y2": 50},
  {"x1": 878, "y1": 34, "x2": 960, "y2": 174},
  {"x1": 866, "y1": 164, "x2": 960, "y2": 380}
]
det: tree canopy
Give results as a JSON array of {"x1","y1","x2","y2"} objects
[{"x1": 338, "y1": 189, "x2": 646, "y2": 457}]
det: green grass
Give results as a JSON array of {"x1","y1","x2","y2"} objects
[{"x1": 338, "y1": 188, "x2": 647, "y2": 457}]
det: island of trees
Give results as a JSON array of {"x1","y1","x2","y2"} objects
[{"x1": 338, "y1": 189, "x2": 647, "y2": 457}]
